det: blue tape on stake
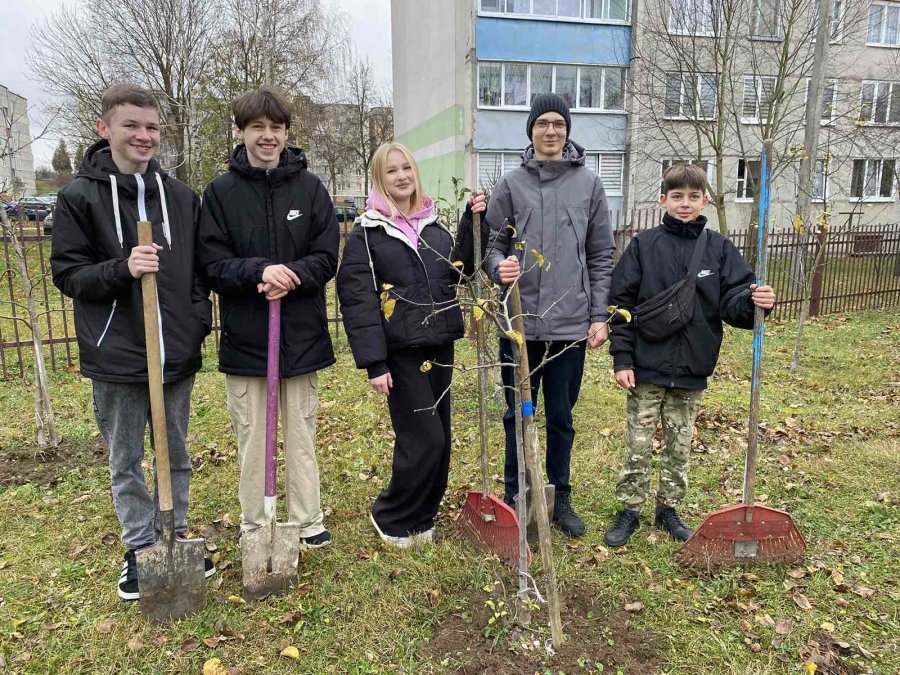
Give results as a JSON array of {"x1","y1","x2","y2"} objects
[{"x1": 521, "y1": 401, "x2": 534, "y2": 417}]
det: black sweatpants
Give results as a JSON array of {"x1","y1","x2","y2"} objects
[{"x1": 371, "y1": 342, "x2": 454, "y2": 537}]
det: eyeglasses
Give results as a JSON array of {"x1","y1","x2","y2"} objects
[{"x1": 533, "y1": 120, "x2": 567, "y2": 131}]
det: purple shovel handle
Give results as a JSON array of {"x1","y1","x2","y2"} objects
[{"x1": 265, "y1": 299, "x2": 281, "y2": 499}]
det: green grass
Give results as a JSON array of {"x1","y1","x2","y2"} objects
[{"x1": 0, "y1": 309, "x2": 898, "y2": 674}]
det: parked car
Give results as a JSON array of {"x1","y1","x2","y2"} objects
[
  {"x1": 42, "y1": 210, "x2": 54, "y2": 236},
  {"x1": 334, "y1": 205, "x2": 358, "y2": 223},
  {"x1": 16, "y1": 199, "x2": 51, "y2": 222},
  {"x1": 3, "y1": 201, "x2": 38, "y2": 221}
]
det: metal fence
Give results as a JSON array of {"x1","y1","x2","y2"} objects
[{"x1": 2, "y1": 212, "x2": 899, "y2": 379}]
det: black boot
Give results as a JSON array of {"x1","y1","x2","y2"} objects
[
  {"x1": 552, "y1": 492, "x2": 586, "y2": 537},
  {"x1": 654, "y1": 506, "x2": 692, "y2": 542},
  {"x1": 604, "y1": 508, "x2": 640, "y2": 547}
]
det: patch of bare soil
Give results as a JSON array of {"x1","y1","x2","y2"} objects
[
  {"x1": 0, "y1": 439, "x2": 107, "y2": 487},
  {"x1": 420, "y1": 583, "x2": 663, "y2": 674}
]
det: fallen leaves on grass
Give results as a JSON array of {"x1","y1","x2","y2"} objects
[
  {"x1": 279, "y1": 645, "x2": 300, "y2": 660},
  {"x1": 793, "y1": 593, "x2": 813, "y2": 611},
  {"x1": 95, "y1": 619, "x2": 115, "y2": 635},
  {"x1": 624, "y1": 602, "x2": 644, "y2": 613},
  {"x1": 181, "y1": 638, "x2": 201, "y2": 653},
  {"x1": 775, "y1": 618, "x2": 793, "y2": 636}
]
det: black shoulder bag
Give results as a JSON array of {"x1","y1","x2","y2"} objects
[{"x1": 632, "y1": 229, "x2": 708, "y2": 342}]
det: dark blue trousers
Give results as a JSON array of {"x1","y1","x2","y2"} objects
[{"x1": 499, "y1": 338, "x2": 586, "y2": 499}]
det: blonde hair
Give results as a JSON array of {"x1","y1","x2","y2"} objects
[{"x1": 370, "y1": 142, "x2": 425, "y2": 215}]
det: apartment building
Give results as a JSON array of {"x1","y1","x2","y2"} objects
[
  {"x1": 391, "y1": 0, "x2": 631, "y2": 211},
  {"x1": 0, "y1": 85, "x2": 36, "y2": 197},
  {"x1": 392, "y1": 1, "x2": 900, "y2": 229},
  {"x1": 626, "y1": 0, "x2": 900, "y2": 231}
]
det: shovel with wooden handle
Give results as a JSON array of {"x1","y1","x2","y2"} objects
[
  {"x1": 241, "y1": 298, "x2": 301, "y2": 600},
  {"x1": 135, "y1": 220, "x2": 207, "y2": 624}
]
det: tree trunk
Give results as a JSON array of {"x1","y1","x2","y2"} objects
[{"x1": 790, "y1": 231, "x2": 828, "y2": 373}]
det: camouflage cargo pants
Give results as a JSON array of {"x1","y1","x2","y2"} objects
[{"x1": 615, "y1": 383, "x2": 703, "y2": 509}]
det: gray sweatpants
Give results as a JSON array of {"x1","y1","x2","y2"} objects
[{"x1": 92, "y1": 376, "x2": 195, "y2": 550}]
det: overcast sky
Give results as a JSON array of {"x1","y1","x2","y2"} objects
[{"x1": 0, "y1": 0, "x2": 392, "y2": 167}]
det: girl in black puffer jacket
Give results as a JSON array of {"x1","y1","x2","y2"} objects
[{"x1": 337, "y1": 142, "x2": 484, "y2": 544}]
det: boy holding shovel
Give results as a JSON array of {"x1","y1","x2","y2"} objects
[
  {"x1": 51, "y1": 83, "x2": 215, "y2": 601},
  {"x1": 198, "y1": 86, "x2": 339, "y2": 550}
]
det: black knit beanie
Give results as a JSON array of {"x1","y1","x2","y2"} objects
[{"x1": 526, "y1": 93, "x2": 571, "y2": 141}]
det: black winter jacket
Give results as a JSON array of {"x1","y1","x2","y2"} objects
[
  {"x1": 51, "y1": 140, "x2": 211, "y2": 383},
  {"x1": 198, "y1": 145, "x2": 339, "y2": 378},
  {"x1": 336, "y1": 211, "x2": 466, "y2": 378},
  {"x1": 608, "y1": 214, "x2": 757, "y2": 390}
]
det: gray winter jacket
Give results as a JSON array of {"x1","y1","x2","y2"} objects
[{"x1": 484, "y1": 140, "x2": 616, "y2": 341}]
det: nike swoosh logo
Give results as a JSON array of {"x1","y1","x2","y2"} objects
[
  {"x1": 697, "y1": 270, "x2": 714, "y2": 278},
  {"x1": 287, "y1": 210, "x2": 302, "y2": 221}
]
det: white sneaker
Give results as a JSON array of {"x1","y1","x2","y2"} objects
[
  {"x1": 369, "y1": 512, "x2": 415, "y2": 548},
  {"x1": 413, "y1": 528, "x2": 435, "y2": 544}
]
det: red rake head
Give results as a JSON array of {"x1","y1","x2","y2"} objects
[
  {"x1": 460, "y1": 491, "x2": 529, "y2": 569},
  {"x1": 677, "y1": 503, "x2": 806, "y2": 570}
]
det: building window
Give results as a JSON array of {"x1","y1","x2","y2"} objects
[
  {"x1": 812, "y1": 158, "x2": 828, "y2": 201},
  {"x1": 859, "y1": 80, "x2": 900, "y2": 124},
  {"x1": 752, "y1": 0, "x2": 782, "y2": 39},
  {"x1": 741, "y1": 75, "x2": 777, "y2": 123},
  {"x1": 668, "y1": 0, "x2": 720, "y2": 36},
  {"x1": 479, "y1": 62, "x2": 502, "y2": 106},
  {"x1": 664, "y1": 73, "x2": 717, "y2": 119},
  {"x1": 478, "y1": 61, "x2": 626, "y2": 111},
  {"x1": 850, "y1": 158, "x2": 897, "y2": 200},
  {"x1": 868, "y1": 1, "x2": 900, "y2": 46},
  {"x1": 479, "y1": 0, "x2": 629, "y2": 21},
  {"x1": 736, "y1": 159, "x2": 761, "y2": 201},
  {"x1": 819, "y1": 0, "x2": 844, "y2": 41},
  {"x1": 660, "y1": 159, "x2": 716, "y2": 195},
  {"x1": 805, "y1": 78, "x2": 839, "y2": 123},
  {"x1": 477, "y1": 150, "x2": 624, "y2": 194}
]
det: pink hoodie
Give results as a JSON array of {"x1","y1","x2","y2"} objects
[{"x1": 366, "y1": 189, "x2": 435, "y2": 249}]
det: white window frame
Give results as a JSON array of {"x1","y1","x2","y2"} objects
[
  {"x1": 663, "y1": 73, "x2": 718, "y2": 120},
  {"x1": 867, "y1": 1, "x2": 900, "y2": 47},
  {"x1": 477, "y1": 150, "x2": 625, "y2": 194},
  {"x1": 849, "y1": 157, "x2": 898, "y2": 201},
  {"x1": 477, "y1": 0, "x2": 630, "y2": 23},
  {"x1": 858, "y1": 80, "x2": 900, "y2": 125},
  {"x1": 804, "y1": 78, "x2": 839, "y2": 124},
  {"x1": 811, "y1": 157, "x2": 829, "y2": 203},
  {"x1": 477, "y1": 61, "x2": 627, "y2": 112},
  {"x1": 736, "y1": 159, "x2": 761, "y2": 202},
  {"x1": 660, "y1": 159, "x2": 716, "y2": 195},
  {"x1": 668, "y1": 0, "x2": 721, "y2": 37},
  {"x1": 751, "y1": 0, "x2": 783, "y2": 40},
  {"x1": 741, "y1": 75, "x2": 777, "y2": 124}
]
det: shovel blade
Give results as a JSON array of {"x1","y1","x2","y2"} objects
[
  {"x1": 136, "y1": 535, "x2": 206, "y2": 624},
  {"x1": 241, "y1": 522, "x2": 302, "y2": 601}
]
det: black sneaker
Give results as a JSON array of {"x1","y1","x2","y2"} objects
[
  {"x1": 204, "y1": 557, "x2": 216, "y2": 579},
  {"x1": 654, "y1": 506, "x2": 692, "y2": 542},
  {"x1": 301, "y1": 530, "x2": 332, "y2": 549},
  {"x1": 552, "y1": 492, "x2": 586, "y2": 538},
  {"x1": 604, "y1": 508, "x2": 640, "y2": 548},
  {"x1": 118, "y1": 550, "x2": 139, "y2": 601}
]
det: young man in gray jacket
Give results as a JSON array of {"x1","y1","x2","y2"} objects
[{"x1": 481, "y1": 93, "x2": 615, "y2": 537}]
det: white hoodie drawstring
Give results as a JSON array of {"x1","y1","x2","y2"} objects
[
  {"x1": 109, "y1": 175, "x2": 124, "y2": 249},
  {"x1": 154, "y1": 172, "x2": 172, "y2": 246}
]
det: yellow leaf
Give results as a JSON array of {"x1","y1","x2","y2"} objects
[
  {"x1": 473, "y1": 305, "x2": 484, "y2": 321},
  {"x1": 226, "y1": 594, "x2": 246, "y2": 605},
  {"x1": 452, "y1": 260, "x2": 464, "y2": 268},
  {"x1": 820, "y1": 621, "x2": 836, "y2": 632},
  {"x1": 420, "y1": 360, "x2": 432, "y2": 373},
  {"x1": 505, "y1": 330, "x2": 524, "y2": 349},
  {"x1": 202, "y1": 658, "x2": 229, "y2": 675},
  {"x1": 514, "y1": 241, "x2": 525, "y2": 250},
  {"x1": 607, "y1": 305, "x2": 632, "y2": 323},
  {"x1": 505, "y1": 223, "x2": 517, "y2": 237},
  {"x1": 280, "y1": 645, "x2": 301, "y2": 660},
  {"x1": 381, "y1": 283, "x2": 393, "y2": 291},
  {"x1": 530, "y1": 249, "x2": 545, "y2": 267},
  {"x1": 804, "y1": 661, "x2": 818, "y2": 675},
  {"x1": 382, "y1": 297, "x2": 396, "y2": 321}
]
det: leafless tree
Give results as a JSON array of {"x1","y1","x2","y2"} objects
[
  {"x1": 0, "y1": 106, "x2": 61, "y2": 450},
  {"x1": 342, "y1": 58, "x2": 394, "y2": 194}
]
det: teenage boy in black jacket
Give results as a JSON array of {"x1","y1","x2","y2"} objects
[
  {"x1": 198, "y1": 86, "x2": 339, "y2": 548},
  {"x1": 604, "y1": 164, "x2": 775, "y2": 547},
  {"x1": 51, "y1": 83, "x2": 214, "y2": 601}
]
